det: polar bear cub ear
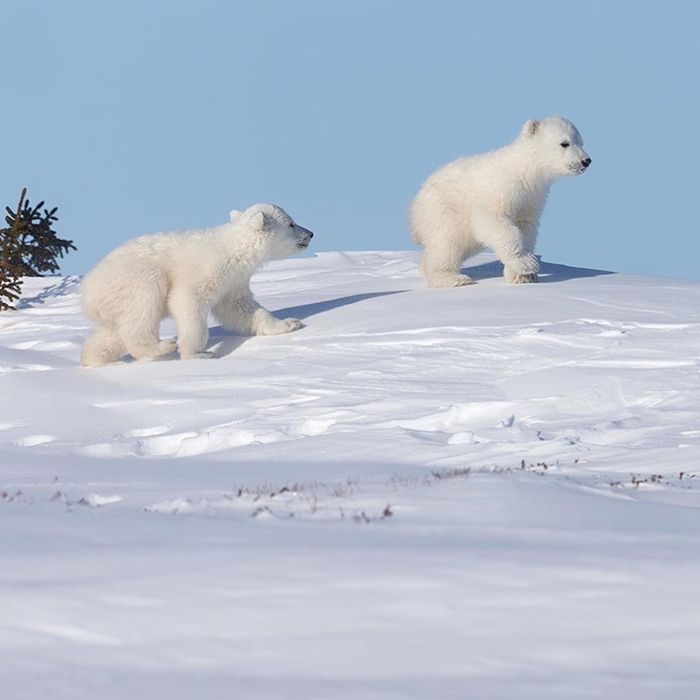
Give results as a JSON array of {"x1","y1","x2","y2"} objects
[
  {"x1": 248, "y1": 210, "x2": 269, "y2": 230},
  {"x1": 521, "y1": 118, "x2": 540, "y2": 137},
  {"x1": 229, "y1": 209, "x2": 242, "y2": 222}
]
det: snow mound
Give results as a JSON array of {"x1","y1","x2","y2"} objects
[{"x1": 2, "y1": 251, "x2": 700, "y2": 699}]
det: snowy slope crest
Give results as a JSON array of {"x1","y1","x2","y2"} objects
[{"x1": 2, "y1": 251, "x2": 700, "y2": 699}]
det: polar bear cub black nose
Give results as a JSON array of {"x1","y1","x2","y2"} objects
[{"x1": 582, "y1": 157, "x2": 592, "y2": 168}]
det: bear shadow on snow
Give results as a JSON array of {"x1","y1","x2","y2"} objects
[
  {"x1": 274, "y1": 291, "x2": 408, "y2": 321},
  {"x1": 197, "y1": 329, "x2": 250, "y2": 360},
  {"x1": 204, "y1": 291, "x2": 408, "y2": 359},
  {"x1": 462, "y1": 258, "x2": 614, "y2": 284}
]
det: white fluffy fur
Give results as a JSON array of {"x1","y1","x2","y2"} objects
[
  {"x1": 81, "y1": 203, "x2": 313, "y2": 366},
  {"x1": 410, "y1": 115, "x2": 591, "y2": 287}
]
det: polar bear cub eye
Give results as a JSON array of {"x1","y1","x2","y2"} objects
[
  {"x1": 289, "y1": 221, "x2": 295, "y2": 228},
  {"x1": 560, "y1": 141, "x2": 570, "y2": 148}
]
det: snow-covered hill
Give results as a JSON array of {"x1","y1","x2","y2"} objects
[{"x1": 2, "y1": 251, "x2": 700, "y2": 699}]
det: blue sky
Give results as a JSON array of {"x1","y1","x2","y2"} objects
[{"x1": 3, "y1": 1, "x2": 699, "y2": 280}]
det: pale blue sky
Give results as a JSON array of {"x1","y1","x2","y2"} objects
[{"x1": 3, "y1": 1, "x2": 699, "y2": 279}]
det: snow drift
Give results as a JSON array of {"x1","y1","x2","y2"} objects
[{"x1": 2, "y1": 251, "x2": 700, "y2": 699}]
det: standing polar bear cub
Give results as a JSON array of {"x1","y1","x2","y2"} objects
[
  {"x1": 81, "y1": 203, "x2": 313, "y2": 366},
  {"x1": 410, "y1": 115, "x2": 591, "y2": 287}
]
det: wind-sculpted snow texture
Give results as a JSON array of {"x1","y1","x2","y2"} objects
[{"x1": 2, "y1": 252, "x2": 700, "y2": 699}]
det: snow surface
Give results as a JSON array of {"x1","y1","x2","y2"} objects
[{"x1": 2, "y1": 251, "x2": 700, "y2": 699}]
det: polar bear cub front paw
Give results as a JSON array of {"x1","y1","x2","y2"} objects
[
  {"x1": 504, "y1": 253, "x2": 539, "y2": 283},
  {"x1": 262, "y1": 317, "x2": 303, "y2": 335}
]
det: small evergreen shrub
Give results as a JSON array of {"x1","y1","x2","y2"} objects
[{"x1": 0, "y1": 188, "x2": 75, "y2": 310}]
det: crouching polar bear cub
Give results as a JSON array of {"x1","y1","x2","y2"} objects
[
  {"x1": 410, "y1": 115, "x2": 591, "y2": 287},
  {"x1": 81, "y1": 203, "x2": 313, "y2": 366}
]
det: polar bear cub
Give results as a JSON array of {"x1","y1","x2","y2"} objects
[
  {"x1": 81, "y1": 203, "x2": 313, "y2": 366},
  {"x1": 410, "y1": 115, "x2": 591, "y2": 287}
]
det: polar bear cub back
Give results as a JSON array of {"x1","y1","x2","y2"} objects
[
  {"x1": 81, "y1": 203, "x2": 313, "y2": 367},
  {"x1": 410, "y1": 115, "x2": 591, "y2": 288}
]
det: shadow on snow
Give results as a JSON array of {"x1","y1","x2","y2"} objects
[
  {"x1": 206, "y1": 291, "x2": 408, "y2": 358},
  {"x1": 462, "y1": 258, "x2": 614, "y2": 284},
  {"x1": 274, "y1": 291, "x2": 408, "y2": 320},
  {"x1": 15, "y1": 276, "x2": 82, "y2": 308}
]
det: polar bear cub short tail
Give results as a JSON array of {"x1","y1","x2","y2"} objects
[
  {"x1": 80, "y1": 203, "x2": 314, "y2": 367},
  {"x1": 409, "y1": 115, "x2": 591, "y2": 288}
]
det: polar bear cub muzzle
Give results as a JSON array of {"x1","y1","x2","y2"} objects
[{"x1": 291, "y1": 222, "x2": 314, "y2": 250}]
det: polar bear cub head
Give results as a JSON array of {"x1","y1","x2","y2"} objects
[
  {"x1": 236, "y1": 203, "x2": 314, "y2": 260},
  {"x1": 520, "y1": 115, "x2": 591, "y2": 177}
]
